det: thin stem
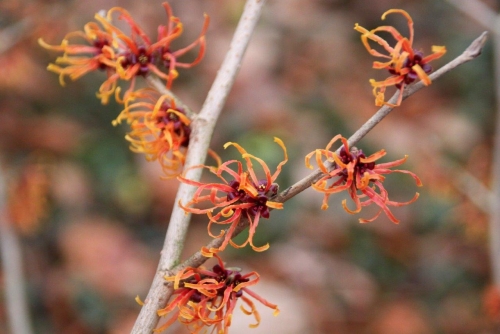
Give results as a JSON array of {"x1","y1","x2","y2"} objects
[
  {"x1": 131, "y1": 1, "x2": 267, "y2": 332},
  {"x1": 146, "y1": 76, "x2": 196, "y2": 119},
  {"x1": 0, "y1": 167, "x2": 35, "y2": 334},
  {"x1": 172, "y1": 31, "x2": 488, "y2": 273},
  {"x1": 491, "y1": 15, "x2": 500, "y2": 289},
  {"x1": 446, "y1": 0, "x2": 500, "y2": 287}
]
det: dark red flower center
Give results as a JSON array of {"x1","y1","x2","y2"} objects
[
  {"x1": 226, "y1": 179, "x2": 279, "y2": 219},
  {"x1": 337, "y1": 147, "x2": 376, "y2": 188},
  {"x1": 94, "y1": 39, "x2": 109, "y2": 49},
  {"x1": 184, "y1": 265, "x2": 250, "y2": 303},
  {"x1": 120, "y1": 46, "x2": 155, "y2": 76},
  {"x1": 93, "y1": 39, "x2": 111, "y2": 70},
  {"x1": 156, "y1": 102, "x2": 191, "y2": 147},
  {"x1": 212, "y1": 264, "x2": 249, "y2": 298},
  {"x1": 388, "y1": 49, "x2": 433, "y2": 88},
  {"x1": 189, "y1": 290, "x2": 203, "y2": 303}
]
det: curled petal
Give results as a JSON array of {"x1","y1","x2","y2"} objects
[
  {"x1": 423, "y1": 45, "x2": 447, "y2": 63},
  {"x1": 381, "y1": 9, "x2": 414, "y2": 45},
  {"x1": 412, "y1": 64, "x2": 431, "y2": 85},
  {"x1": 271, "y1": 137, "x2": 288, "y2": 182},
  {"x1": 135, "y1": 295, "x2": 144, "y2": 306}
]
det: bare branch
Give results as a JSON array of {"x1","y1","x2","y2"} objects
[{"x1": 130, "y1": 1, "x2": 267, "y2": 332}]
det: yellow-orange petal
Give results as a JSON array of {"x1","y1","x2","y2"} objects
[
  {"x1": 304, "y1": 151, "x2": 315, "y2": 170},
  {"x1": 381, "y1": 9, "x2": 414, "y2": 45},
  {"x1": 201, "y1": 246, "x2": 214, "y2": 257},
  {"x1": 271, "y1": 137, "x2": 288, "y2": 181},
  {"x1": 266, "y1": 201, "x2": 283, "y2": 210},
  {"x1": 135, "y1": 295, "x2": 145, "y2": 306},
  {"x1": 381, "y1": 9, "x2": 413, "y2": 23},
  {"x1": 342, "y1": 198, "x2": 362, "y2": 214},
  {"x1": 412, "y1": 64, "x2": 432, "y2": 85}
]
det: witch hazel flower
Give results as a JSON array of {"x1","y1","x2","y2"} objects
[
  {"x1": 39, "y1": 2, "x2": 209, "y2": 104},
  {"x1": 113, "y1": 89, "x2": 191, "y2": 177},
  {"x1": 354, "y1": 9, "x2": 446, "y2": 107},
  {"x1": 179, "y1": 138, "x2": 288, "y2": 256},
  {"x1": 97, "y1": 3, "x2": 209, "y2": 91},
  {"x1": 153, "y1": 254, "x2": 279, "y2": 333},
  {"x1": 305, "y1": 134, "x2": 422, "y2": 223}
]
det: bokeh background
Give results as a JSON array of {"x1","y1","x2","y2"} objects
[{"x1": 0, "y1": 0, "x2": 498, "y2": 333}]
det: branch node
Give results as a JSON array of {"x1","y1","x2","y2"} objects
[{"x1": 465, "y1": 31, "x2": 488, "y2": 59}]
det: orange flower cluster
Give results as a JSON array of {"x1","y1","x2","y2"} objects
[
  {"x1": 179, "y1": 138, "x2": 288, "y2": 256},
  {"x1": 40, "y1": 2, "x2": 210, "y2": 176},
  {"x1": 39, "y1": 2, "x2": 208, "y2": 104},
  {"x1": 355, "y1": 9, "x2": 446, "y2": 107},
  {"x1": 155, "y1": 254, "x2": 279, "y2": 334},
  {"x1": 113, "y1": 89, "x2": 191, "y2": 177},
  {"x1": 8, "y1": 162, "x2": 49, "y2": 234},
  {"x1": 306, "y1": 135, "x2": 422, "y2": 223}
]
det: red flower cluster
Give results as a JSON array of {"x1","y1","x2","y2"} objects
[
  {"x1": 306, "y1": 135, "x2": 422, "y2": 223},
  {"x1": 179, "y1": 138, "x2": 288, "y2": 255},
  {"x1": 39, "y1": 2, "x2": 209, "y2": 104},
  {"x1": 155, "y1": 254, "x2": 279, "y2": 333},
  {"x1": 355, "y1": 9, "x2": 446, "y2": 107}
]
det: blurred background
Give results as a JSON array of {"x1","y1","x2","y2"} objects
[{"x1": 0, "y1": 0, "x2": 498, "y2": 333}]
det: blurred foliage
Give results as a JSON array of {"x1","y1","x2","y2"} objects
[{"x1": 1, "y1": 0, "x2": 499, "y2": 333}]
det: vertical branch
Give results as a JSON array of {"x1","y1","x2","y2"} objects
[
  {"x1": 491, "y1": 22, "x2": 500, "y2": 286},
  {"x1": 131, "y1": 1, "x2": 267, "y2": 332},
  {"x1": 0, "y1": 166, "x2": 35, "y2": 334},
  {"x1": 446, "y1": 0, "x2": 500, "y2": 286}
]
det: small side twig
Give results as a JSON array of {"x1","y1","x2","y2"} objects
[{"x1": 146, "y1": 76, "x2": 196, "y2": 119}]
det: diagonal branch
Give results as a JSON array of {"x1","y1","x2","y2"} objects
[
  {"x1": 171, "y1": 31, "x2": 488, "y2": 273},
  {"x1": 274, "y1": 31, "x2": 488, "y2": 204}
]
